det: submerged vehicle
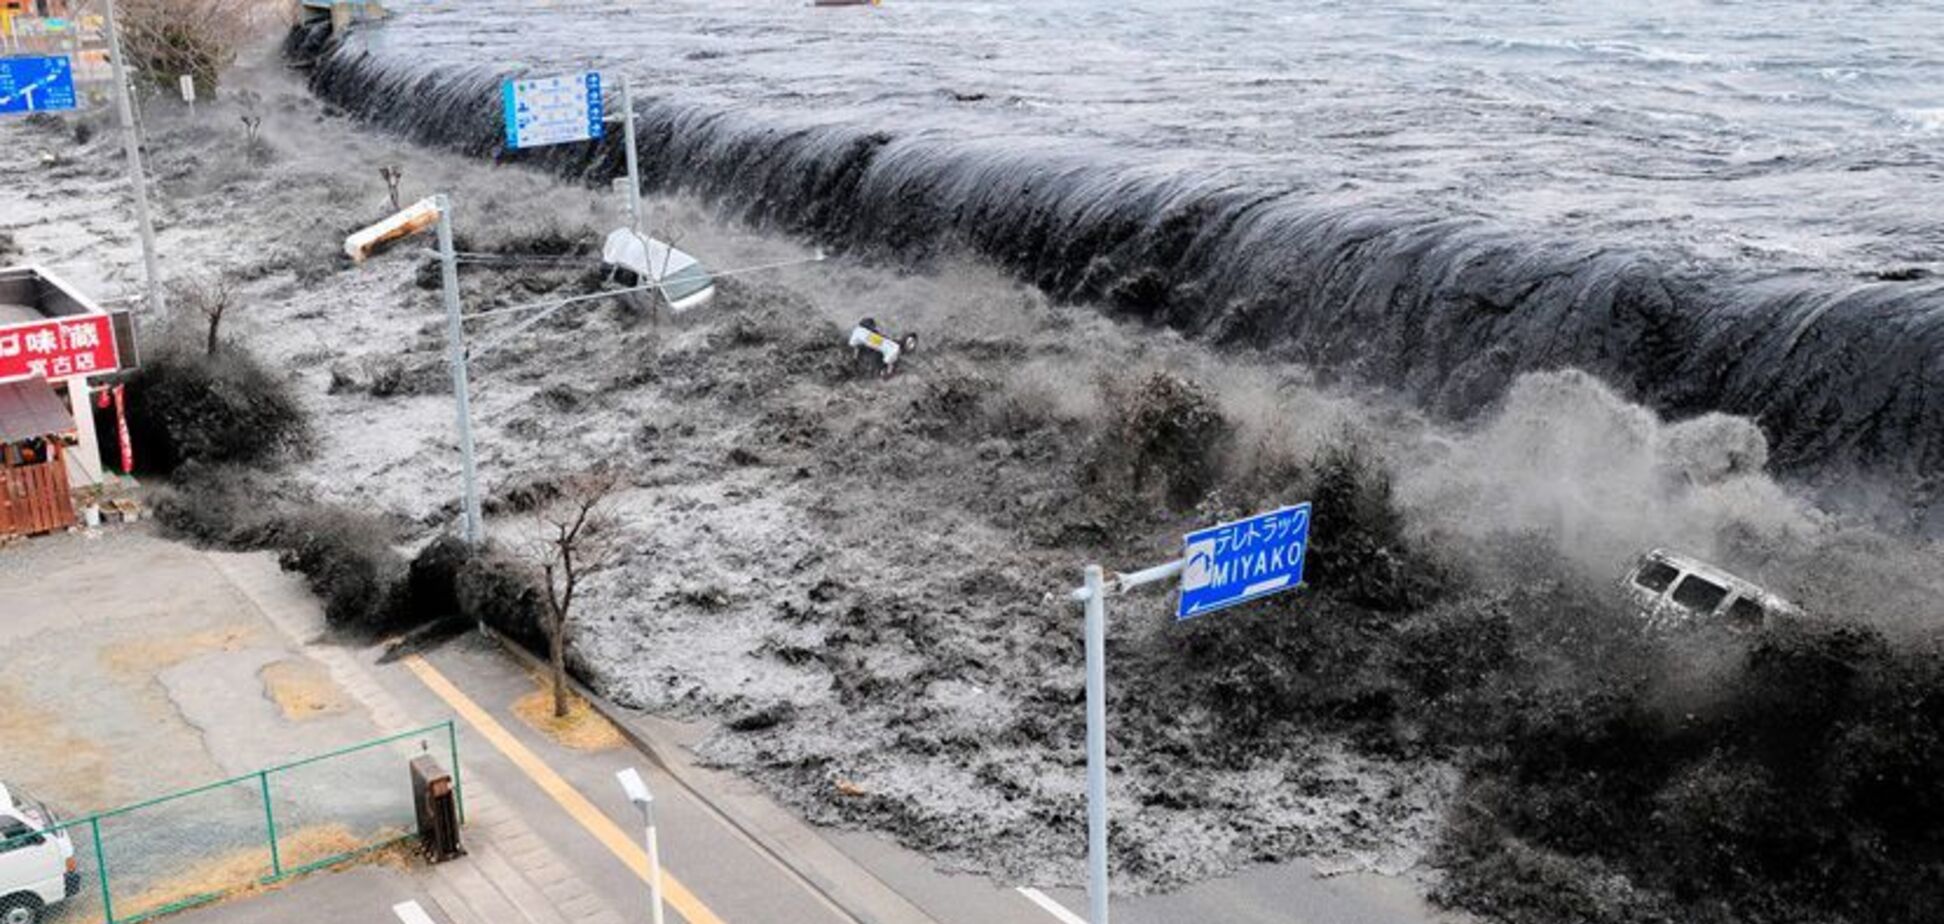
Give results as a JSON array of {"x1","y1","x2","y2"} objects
[
  {"x1": 1621, "y1": 548, "x2": 1801, "y2": 632},
  {"x1": 602, "y1": 228, "x2": 716, "y2": 315},
  {"x1": 0, "y1": 781, "x2": 78, "y2": 924}
]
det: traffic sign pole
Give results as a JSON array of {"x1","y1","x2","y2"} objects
[
  {"x1": 1064, "y1": 503, "x2": 1306, "y2": 924},
  {"x1": 101, "y1": 0, "x2": 165, "y2": 315},
  {"x1": 1069, "y1": 557, "x2": 1185, "y2": 924},
  {"x1": 1081, "y1": 564, "x2": 1108, "y2": 924},
  {"x1": 620, "y1": 74, "x2": 643, "y2": 235}
]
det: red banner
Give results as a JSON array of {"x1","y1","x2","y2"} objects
[
  {"x1": 113, "y1": 384, "x2": 132, "y2": 474},
  {"x1": 0, "y1": 314, "x2": 120, "y2": 384}
]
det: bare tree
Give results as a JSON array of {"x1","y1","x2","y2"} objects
[
  {"x1": 172, "y1": 273, "x2": 239, "y2": 356},
  {"x1": 529, "y1": 467, "x2": 625, "y2": 718},
  {"x1": 236, "y1": 89, "x2": 265, "y2": 164},
  {"x1": 379, "y1": 165, "x2": 405, "y2": 211}
]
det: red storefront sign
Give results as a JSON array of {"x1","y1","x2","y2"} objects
[{"x1": 0, "y1": 314, "x2": 120, "y2": 384}]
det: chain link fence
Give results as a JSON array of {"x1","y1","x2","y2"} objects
[{"x1": 0, "y1": 721, "x2": 458, "y2": 924}]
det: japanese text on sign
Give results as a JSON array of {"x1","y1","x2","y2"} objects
[
  {"x1": 501, "y1": 71, "x2": 604, "y2": 149},
  {"x1": 0, "y1": 314, "x2": 121, "y2": 384},
  {"x1": 1177, "y1": 503, "x2": 1311, "y2": 620},
  {"x1": 0, "y1": 54, "x2": 77, "y2": 115}
]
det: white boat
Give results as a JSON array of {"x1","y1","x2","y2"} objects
[{"x1": 601, "y1": 228, "x2": 716, "y2": 314}]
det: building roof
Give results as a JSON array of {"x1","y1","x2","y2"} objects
[{"x1": 0, "y1": 377, "x2": 73, "y2": 443}]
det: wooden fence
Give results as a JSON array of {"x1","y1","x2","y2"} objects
[{"x1": 0, "y1": 457, "x2": 74, "y2": 538}]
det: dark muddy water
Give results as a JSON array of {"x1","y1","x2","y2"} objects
[{"x1": 305, "y1": 0, "x2": 1944, "y2": 505}]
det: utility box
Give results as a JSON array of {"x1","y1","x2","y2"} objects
[{"x1": 410, "y1": 754, "x2": 464, "y2": 863}]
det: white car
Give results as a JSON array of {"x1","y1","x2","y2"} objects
[
  {"x1": 602, "y1": 228, "x2": 717, "y2": 315},
  {"x1": 1621, "y1": 548, "x2": 1801, "y2": 633},
  {"x1": 0, "y1": 781, "x2": 78, "y2": 924}
]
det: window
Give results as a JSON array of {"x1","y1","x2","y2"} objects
[
  {"x1": 1726, "y1": 597, "x2": 1766, "y2": 630},
  {"x1": 1671, "y1": 575, "x2": 1729, "y2": 615},
  {"x1": 660, "y1": 263, "x2": 713, "y2": 304},
  {"x1": 1633, "y1": 560, "x2": 1680, "y2": 593},
  {"x1": 0, "y1": 818, "x2": 42, "y2": 851}
]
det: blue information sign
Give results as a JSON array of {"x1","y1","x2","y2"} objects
[
  {"x1": 502, "y1": 71, "x2": 604, "y2": 150},
  {"x1": 1177, "y1": 503, "x2": 1310, "y2": 620},
  {"x1": 0, "y1": 55, "x2": 78, "y2": 116}
]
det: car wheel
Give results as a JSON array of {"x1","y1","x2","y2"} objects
[{"x1": 0, "y1": 894, "x2": 41, "y2": 924}]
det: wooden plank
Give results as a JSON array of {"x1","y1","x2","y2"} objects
[{"x1": 0, "y1": 460, "x2": 74, "y2": 537}]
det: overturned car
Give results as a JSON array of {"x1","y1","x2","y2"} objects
[{"x1": 1621, "y1": 548, "x2": 1802, "y2": 632}]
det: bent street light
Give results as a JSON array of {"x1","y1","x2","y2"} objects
[{"x1": 615, "y1": 767, "x2": 666, "y2": 924}]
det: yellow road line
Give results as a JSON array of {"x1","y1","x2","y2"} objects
[{"x1": 403, "y1": 655, "x2": 728, "y2": 924}]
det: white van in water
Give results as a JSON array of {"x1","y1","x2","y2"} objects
[
  {"x1": 1621, "y1": 549, "x2": 1801, "y2": 632},
  {"x1": 602, "y1": 228, "x2": 717, "y2": 315},
  {"x1": 0, "y1": 782, "x2": 78, "y2": 924}
]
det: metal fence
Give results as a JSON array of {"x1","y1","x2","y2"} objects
[{"x1": 0, "y1": 721, "x2": 459, "y2": 924}]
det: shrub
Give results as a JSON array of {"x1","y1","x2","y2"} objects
[
  {"x1": 148, "y1": 463, "x2": 290, "y2": 547},
  {"x1": 1083, "y1": 372, "x2": 1231, "y2": 509},
  {"x1": 124, "y1": 343, "x2": 308, "y2": 473},
  {"x1": 388, "y1": 536, "x2": 551, "y2": 654},
  {"x1": 116, "y1": 0, "x2": 265, "y2": 95},
  {"x1": 455, "y1": 545, "x2": 550, "y2": 653},
  {"x1": 1439, "y1": 620, "x2": 1944, "y2": 924},
  {"x1": 275, "y1": 508, "x2": 407, "y2": 632}
]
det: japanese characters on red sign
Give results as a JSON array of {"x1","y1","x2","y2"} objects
[{"x1": 0, "y1": 314, "x2": 119, "y2": 384}]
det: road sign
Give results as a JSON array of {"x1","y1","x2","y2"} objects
[
  {"x1": 1177, "y1": 503, "x2": 1310, "y2": 619},
  {"x1": 0, "y1": 54, "x2": 77, "y2": 115},
  {"x1": 502, "y1": 71, "x2": 604, "y2": 149}
]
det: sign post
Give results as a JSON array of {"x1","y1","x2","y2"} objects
[
  {"x1": 619, "y1": 75, "x2": 643, "y2": 234},
  {"x1": 1064, "y1": 503, "x2": 1311, "y2": 924}
]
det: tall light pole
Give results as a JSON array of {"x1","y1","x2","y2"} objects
[
  {"x1": 100, "y1": 0, "x2": 165, "y2": 315},
  {"x1": 615, "y1": 767, "x2": 666, "y2": 924}
]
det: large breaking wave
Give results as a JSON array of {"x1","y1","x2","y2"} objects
[{"x1": 289, "y1": 23, "x2": 1943, "y2": 522}]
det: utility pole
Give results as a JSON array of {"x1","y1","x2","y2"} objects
[
  {"x1": 101, "y1": 0, "x2": 164, "y2": 315},
  {"x1": 433, "y1": 195, "x2": 483, "y2": 545}
]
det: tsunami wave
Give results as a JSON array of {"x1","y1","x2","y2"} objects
[{"x1": 291, "y1": 25, "x2": 1944, "y2": 518}]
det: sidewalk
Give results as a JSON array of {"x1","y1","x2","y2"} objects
[
  {"x1": 207, "y1": 550, "x2": 627, "y2": 924},
  {"x1": 188, "y1": 867, "x2": 454, "y2": 924}
]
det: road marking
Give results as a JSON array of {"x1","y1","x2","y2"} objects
[
  {"x1": 403, "y1": 654, "x2": 728, "y2": 924},
  {"x1": 1016, "y1": 887, "x2": 1088, "y2": 924},
  {"x1": 392, "y1": 900, "x2": 438, "y2": 924}
]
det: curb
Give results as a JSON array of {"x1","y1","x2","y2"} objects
[{"x1": 482, "y1": 628, "x2": 938, "y2": 924}]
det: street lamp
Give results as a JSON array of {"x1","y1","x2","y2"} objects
[{"x1": 615, "y1": 767, "x2": 666, "y2": 924}]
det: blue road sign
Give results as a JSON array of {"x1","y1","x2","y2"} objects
[
  {"x1": 0, "y1": 55, "x2": 78, "y2": 116},
  {"x1": 1177, "y1": 503, "x2": 1310, "y2": 620},
  {"x1": 502, "y1": 71, "x2": 604, "y2": 150}
]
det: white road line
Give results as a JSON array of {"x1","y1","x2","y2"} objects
[
  {"x1": 1016, "y1": 887, "x2": 1089, "y2": 924},
  {"x1": 392, "y1": 900, "x2": 438, "y2": 924}
]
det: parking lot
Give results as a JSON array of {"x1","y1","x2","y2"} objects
[{"x1": 0, "y1": 527, "x2": 408, "y2": 923}]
